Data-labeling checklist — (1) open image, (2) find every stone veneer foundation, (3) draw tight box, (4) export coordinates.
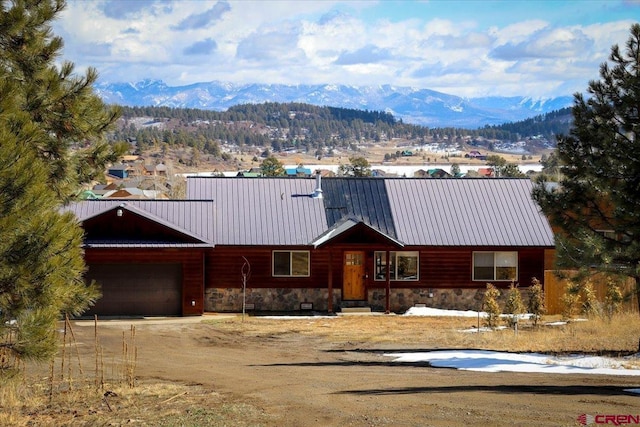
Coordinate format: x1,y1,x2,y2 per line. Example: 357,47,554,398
205,287,532,313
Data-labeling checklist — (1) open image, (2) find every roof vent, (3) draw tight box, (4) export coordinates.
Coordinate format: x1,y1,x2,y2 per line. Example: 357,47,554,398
312,171,323,199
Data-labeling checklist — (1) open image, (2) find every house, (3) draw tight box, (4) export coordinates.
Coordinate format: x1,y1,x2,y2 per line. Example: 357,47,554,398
477,168,494,177
102,187,167,199
426,168,452,178
61,200,214,316
187,176,554,314
66,177,555,316
285,166,312,177
144,163,167,176
107,164,129,179
466,150,487,160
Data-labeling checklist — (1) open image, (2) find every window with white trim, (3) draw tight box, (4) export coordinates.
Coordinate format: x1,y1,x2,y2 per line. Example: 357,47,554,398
473,251,518,281
374,251,419,281
273,251,310,277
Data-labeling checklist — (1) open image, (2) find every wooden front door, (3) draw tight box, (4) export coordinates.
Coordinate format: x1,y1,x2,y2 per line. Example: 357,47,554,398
343,251,366,300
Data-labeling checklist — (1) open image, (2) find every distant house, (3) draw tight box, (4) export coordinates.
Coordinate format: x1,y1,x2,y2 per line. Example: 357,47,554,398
477,168,494,177
144,163,168,176
66,177,555,316
103,187,166,199
121,155,140,163
466,150,487,160
285,166,312,177
107,164,129,179
236,171,261,177
427,168,452,178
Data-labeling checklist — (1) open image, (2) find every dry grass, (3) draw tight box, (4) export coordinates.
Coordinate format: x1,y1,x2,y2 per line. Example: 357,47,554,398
208,312,640,355
0,377,269,427
2,312,639,426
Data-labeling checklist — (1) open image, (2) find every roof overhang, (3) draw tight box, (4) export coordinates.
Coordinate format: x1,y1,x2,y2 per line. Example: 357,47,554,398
310,217,404,249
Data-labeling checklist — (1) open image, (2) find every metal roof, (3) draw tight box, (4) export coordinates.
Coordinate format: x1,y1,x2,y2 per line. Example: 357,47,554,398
321,178,396,238
186,177,554,247
62,199,215,246
187,177,327,245
385,178,554,246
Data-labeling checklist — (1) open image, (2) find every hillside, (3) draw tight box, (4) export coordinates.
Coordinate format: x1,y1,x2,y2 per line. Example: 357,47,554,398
110,103,571,172
96,80,573,128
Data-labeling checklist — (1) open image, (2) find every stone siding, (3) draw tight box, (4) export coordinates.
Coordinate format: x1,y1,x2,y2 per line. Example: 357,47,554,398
205,287,532,313
205,288,342,312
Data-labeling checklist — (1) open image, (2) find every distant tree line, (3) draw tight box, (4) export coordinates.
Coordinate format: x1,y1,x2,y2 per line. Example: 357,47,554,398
110,102,571,159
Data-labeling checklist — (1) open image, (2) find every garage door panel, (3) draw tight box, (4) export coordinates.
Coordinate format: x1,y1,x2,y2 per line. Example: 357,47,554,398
85,263,182,316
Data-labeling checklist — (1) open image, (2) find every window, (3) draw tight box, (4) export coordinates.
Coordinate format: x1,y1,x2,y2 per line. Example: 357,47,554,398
374,251,419,281
473,252,518,281
273,251,310,277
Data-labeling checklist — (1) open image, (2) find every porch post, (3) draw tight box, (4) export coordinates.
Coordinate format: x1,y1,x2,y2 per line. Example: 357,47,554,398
328,249,333,313
385,249,391,314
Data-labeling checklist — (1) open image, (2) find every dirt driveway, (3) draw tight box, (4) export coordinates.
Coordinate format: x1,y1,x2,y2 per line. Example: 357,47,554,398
31,314,640,427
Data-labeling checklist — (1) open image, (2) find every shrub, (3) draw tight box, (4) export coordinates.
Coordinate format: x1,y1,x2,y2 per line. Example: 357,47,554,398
504,281,525,328
528,277,545,327
483,283,502,329
560,281,581,319
604,277,624,320
581,280,601,317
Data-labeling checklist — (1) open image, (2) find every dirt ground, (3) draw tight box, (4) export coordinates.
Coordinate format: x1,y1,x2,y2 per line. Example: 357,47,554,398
20,314,640,427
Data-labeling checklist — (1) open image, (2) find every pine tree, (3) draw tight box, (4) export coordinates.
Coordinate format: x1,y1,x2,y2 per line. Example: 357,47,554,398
532,24,640,312
260,156,285,176
0,0,117,367
338,156,372,177
0,0,123,200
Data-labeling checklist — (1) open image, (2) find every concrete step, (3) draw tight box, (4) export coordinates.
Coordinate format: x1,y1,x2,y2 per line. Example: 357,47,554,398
340,306,372,314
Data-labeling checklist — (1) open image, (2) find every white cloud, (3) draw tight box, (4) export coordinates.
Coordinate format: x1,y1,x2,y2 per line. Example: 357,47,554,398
53,0,639,98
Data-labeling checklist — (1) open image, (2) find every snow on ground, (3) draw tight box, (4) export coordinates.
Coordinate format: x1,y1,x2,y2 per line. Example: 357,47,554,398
255,306,640,379
393,306,640,379
403,306,487,317
383,350,640,377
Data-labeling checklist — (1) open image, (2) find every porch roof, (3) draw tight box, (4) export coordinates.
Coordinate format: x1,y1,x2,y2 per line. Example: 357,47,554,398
309,217,404,249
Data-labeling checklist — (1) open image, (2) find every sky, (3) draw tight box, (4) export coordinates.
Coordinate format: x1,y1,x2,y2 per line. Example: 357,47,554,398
52,0,640,99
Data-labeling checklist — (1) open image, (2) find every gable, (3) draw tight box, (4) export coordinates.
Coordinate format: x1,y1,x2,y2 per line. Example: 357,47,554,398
63,200,215,248
83,208,201,244
311,218,404,248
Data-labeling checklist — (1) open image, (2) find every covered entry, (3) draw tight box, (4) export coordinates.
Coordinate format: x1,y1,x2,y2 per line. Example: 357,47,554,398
85,263,183,317
311,217,405,312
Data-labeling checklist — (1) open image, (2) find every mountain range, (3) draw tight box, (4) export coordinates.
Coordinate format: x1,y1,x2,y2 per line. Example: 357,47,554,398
95,79,574,129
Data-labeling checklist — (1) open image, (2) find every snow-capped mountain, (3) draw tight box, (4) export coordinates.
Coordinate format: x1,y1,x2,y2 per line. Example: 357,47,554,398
95,79,573,128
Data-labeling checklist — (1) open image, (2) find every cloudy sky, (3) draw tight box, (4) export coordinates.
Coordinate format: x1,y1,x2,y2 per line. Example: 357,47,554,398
53,0,639,98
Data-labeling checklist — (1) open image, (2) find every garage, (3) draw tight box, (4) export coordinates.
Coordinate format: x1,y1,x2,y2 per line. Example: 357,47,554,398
84,263,183,317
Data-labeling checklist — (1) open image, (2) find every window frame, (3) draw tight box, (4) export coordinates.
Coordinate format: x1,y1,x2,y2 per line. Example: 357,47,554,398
272,250,310,277
472,251,518,282
374,251,419,281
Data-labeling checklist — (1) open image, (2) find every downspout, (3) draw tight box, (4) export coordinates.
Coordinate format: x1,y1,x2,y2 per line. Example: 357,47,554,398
328,250,333,314
385,249,391,314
